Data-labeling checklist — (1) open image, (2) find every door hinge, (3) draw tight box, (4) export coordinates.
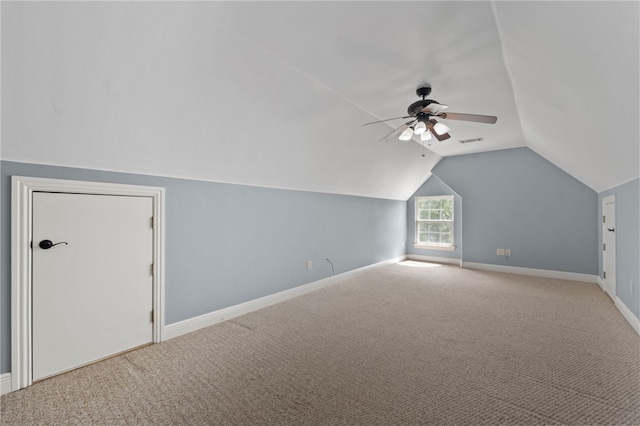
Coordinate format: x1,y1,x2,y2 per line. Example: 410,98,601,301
603,271,607,279
151,310,154,322
603,243,606,251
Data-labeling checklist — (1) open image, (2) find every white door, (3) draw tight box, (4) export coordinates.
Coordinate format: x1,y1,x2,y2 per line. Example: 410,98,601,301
32,192,153,381
603,197,616,300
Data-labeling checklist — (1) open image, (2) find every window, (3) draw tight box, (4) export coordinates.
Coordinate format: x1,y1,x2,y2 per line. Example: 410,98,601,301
414,195,455,250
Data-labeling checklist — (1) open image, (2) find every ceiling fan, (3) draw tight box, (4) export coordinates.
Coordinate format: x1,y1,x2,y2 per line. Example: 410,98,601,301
364,85,497,143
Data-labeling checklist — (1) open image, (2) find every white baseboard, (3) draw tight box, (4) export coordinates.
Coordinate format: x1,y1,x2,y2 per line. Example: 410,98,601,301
615,297,640,335
461,262,598,283
596,275,605,291
1,373,12,395
595,277,639,335
163,256,407,340
406,254,462,266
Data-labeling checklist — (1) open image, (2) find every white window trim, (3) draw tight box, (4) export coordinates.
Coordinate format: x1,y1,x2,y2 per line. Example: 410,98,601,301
414,195,455,251
413,243,456,251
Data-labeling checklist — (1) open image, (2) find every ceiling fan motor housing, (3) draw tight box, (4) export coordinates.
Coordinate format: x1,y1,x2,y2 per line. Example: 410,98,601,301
409,85,438,116
408,99,438,116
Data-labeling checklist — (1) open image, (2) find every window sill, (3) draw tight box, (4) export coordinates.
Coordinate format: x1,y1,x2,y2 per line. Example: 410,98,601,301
413,244,456,252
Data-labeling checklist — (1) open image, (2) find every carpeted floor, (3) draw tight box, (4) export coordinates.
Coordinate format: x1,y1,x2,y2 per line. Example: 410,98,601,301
2,262,639,425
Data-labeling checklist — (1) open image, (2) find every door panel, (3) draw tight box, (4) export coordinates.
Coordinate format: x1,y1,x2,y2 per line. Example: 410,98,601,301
32,192,153,381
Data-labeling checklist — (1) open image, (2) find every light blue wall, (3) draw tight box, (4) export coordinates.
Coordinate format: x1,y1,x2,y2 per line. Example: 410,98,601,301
598,178,640,319
0,161,407,374
431,147,598,274
406,175,461,259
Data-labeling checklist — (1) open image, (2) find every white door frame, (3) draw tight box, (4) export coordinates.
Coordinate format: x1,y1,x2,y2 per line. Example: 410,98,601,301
11,176,166,392
602,195,616,300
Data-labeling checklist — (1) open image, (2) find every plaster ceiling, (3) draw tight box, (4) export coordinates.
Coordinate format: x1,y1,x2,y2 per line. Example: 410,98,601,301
1,2,638,199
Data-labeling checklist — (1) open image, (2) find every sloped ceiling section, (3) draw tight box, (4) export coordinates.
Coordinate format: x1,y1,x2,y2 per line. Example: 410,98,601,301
1,2,637,199
0,2,519,200
494,1,639,192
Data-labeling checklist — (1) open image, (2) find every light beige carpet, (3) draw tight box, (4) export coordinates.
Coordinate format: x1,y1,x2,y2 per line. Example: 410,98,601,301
2,262,639,425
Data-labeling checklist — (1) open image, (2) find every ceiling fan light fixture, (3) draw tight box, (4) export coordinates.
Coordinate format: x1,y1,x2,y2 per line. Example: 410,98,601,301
399,127,414,141
432,122,451,136
421,131,432,142
413,121,427,135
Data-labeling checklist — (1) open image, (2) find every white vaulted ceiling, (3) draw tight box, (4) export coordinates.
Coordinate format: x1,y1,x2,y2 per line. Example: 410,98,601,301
1,2,638,199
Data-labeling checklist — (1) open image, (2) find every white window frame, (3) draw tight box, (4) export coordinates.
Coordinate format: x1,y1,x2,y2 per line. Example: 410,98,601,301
414,195,455,251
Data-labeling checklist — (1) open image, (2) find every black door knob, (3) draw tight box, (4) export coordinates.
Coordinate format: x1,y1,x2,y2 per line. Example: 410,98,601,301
39,240,68,249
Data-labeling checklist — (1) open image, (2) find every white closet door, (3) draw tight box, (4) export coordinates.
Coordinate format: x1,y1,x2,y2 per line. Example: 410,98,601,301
32,192,153,381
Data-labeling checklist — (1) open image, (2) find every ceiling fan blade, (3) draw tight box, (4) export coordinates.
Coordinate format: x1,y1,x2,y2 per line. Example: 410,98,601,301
380,121,415,142
420,103,449,114
363,115,412,126
429,130,451,142
426,121,451,141
439,112,497,124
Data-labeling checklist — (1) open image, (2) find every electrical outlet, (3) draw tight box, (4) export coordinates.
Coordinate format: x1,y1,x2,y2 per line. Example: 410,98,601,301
505,249,511,256
497,248,505,256
307,260,313,270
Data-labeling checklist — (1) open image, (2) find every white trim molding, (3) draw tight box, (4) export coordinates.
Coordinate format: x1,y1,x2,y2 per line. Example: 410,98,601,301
615,297,640,335
406,254,462,266
596,275,605,291
601,195,616,300
413,244,456,252
1,373,12,395
11,176,166,392
460,262,598,283
164,256,406,340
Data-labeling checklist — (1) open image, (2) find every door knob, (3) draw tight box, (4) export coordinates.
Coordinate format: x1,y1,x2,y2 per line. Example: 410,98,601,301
39,240,68,250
